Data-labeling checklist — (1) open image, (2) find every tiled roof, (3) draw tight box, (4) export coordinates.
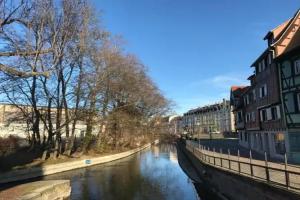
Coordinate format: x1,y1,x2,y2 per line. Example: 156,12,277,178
230,86,247,92
264,19,291,41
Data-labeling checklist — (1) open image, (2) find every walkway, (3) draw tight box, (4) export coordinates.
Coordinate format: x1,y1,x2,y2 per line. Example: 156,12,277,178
190,139,284,163
186,140,300,193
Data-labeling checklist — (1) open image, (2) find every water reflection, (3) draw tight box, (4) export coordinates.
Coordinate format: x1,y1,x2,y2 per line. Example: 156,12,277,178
44,144,200,200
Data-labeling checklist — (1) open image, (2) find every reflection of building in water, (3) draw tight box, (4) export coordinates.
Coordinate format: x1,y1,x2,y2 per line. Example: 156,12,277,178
153,146,159,158
169,151,178,164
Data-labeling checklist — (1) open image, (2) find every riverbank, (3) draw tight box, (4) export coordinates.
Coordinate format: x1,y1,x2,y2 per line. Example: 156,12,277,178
42,142,201,200
0,180,70,200
0,141,155,184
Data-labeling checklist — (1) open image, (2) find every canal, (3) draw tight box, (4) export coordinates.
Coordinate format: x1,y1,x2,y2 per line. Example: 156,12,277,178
43,143,214,200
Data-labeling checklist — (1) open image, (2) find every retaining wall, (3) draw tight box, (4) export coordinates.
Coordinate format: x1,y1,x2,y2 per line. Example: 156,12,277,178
0,143,152,184
0,180,71,200
178,140,300,200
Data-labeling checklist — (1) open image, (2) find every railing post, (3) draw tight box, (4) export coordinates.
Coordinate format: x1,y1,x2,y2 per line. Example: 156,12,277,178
238,149,241,174
265,151,270,182
220,148,223,167
284,153,290,189
208,147,210,163
213,148,216,165
228,149,231,169
250,149,253,177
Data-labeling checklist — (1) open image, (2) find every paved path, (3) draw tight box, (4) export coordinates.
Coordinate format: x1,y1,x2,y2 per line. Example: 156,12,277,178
190,139,284,163
186,139,300,191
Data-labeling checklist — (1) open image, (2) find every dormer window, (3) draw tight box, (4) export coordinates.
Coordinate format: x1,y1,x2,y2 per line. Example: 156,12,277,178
268,35,275,46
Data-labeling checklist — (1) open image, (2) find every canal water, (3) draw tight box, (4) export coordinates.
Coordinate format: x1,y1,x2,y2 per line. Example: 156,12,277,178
44,144,205,200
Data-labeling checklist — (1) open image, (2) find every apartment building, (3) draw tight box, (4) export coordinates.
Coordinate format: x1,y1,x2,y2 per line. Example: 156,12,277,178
169,116,183,135
0,103,89,138
231,9,300,162
276,13,300,162
183,99,235,136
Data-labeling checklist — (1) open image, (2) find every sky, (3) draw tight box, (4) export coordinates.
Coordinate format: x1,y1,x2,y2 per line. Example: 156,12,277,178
91,0,300,114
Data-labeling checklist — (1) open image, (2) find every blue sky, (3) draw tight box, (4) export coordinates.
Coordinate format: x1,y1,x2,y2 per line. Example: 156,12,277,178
91,0,300,114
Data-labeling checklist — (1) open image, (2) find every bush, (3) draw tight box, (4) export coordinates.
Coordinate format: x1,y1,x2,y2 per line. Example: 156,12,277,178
0,135,20,156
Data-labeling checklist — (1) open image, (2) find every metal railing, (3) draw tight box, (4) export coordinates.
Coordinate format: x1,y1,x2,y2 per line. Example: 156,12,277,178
186,140,300,192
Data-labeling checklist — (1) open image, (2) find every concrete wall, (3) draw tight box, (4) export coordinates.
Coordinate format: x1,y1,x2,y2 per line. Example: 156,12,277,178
178,141,300,200
0,143,152,184
0,123,93,139
0,180,71,200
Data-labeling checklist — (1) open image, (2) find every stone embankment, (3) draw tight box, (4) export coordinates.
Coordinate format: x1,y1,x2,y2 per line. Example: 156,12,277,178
0,180,70,200
0,141,155,184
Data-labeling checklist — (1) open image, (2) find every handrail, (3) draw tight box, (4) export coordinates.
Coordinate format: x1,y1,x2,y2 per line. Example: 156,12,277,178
185,140,300,192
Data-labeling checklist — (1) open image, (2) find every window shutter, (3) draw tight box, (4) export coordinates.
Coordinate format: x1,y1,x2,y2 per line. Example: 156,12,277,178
276,105,281,119
252,112,255,121
259,88,262,98
260,110,263,122
267,108,272,120
265,84,268,96
268,53,272,65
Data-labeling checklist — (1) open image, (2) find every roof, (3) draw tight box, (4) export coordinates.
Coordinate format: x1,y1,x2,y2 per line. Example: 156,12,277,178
230,86,246,92
251,9,300,67
264,19,291,41
271,9,300,47
184,100,230,115
247,74,255,80
230,86,250,98
250,48,269,67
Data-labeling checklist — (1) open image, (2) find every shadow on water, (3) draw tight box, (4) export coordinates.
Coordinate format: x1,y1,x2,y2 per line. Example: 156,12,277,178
1,143,221,200
42,143,203,200
176,142,223,200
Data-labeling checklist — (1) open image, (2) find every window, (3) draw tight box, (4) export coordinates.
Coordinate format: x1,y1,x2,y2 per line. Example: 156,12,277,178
245,113,251,123
258,62,262,73
294,59,300,75
237,111,243,123
289,133,300,152
252,90,256,101
268,53,273,65
271,106,281,120
259,84,267,98
262,59,266,71
266,108,272,120
251,111,256,122
260,109,267,121
244,95,249,105
297,93,300,112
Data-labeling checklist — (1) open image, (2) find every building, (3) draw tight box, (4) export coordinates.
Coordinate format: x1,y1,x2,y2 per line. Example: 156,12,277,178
276,13,300,162
0,103,91,139
183,99,235,136
168,115,183,135
231,9,300,162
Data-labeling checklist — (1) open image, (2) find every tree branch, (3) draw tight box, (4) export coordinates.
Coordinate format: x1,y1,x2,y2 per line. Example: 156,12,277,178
0,63,50,78
0,49,52,57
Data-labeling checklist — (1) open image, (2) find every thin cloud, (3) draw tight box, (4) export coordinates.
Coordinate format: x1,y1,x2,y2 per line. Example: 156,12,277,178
210,74,249,89
189,73,249,89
